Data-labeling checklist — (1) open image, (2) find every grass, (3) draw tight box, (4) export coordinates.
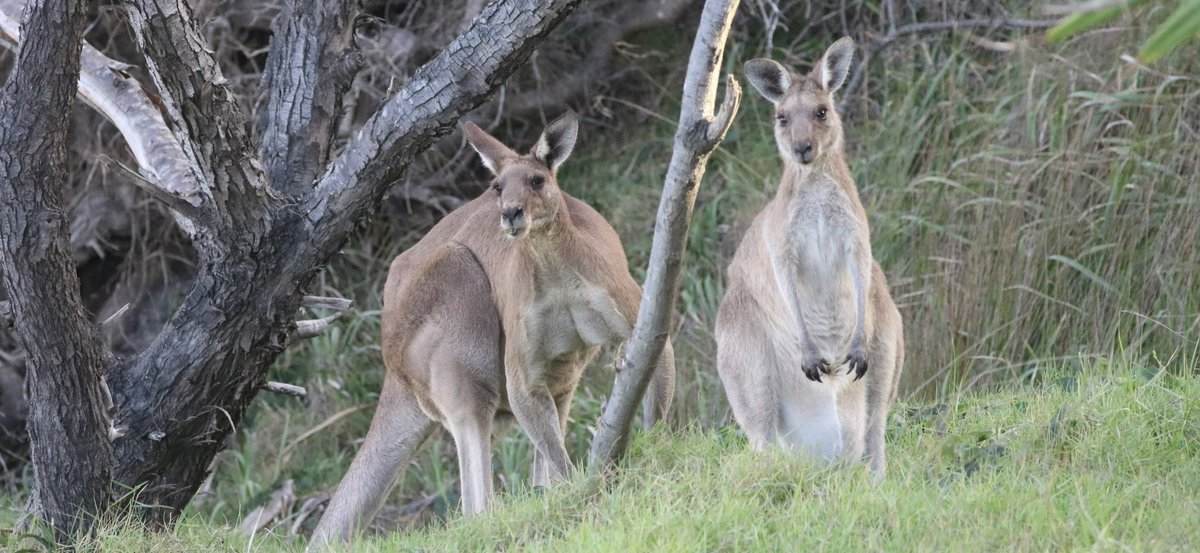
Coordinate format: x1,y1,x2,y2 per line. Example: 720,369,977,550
21,360,1194,551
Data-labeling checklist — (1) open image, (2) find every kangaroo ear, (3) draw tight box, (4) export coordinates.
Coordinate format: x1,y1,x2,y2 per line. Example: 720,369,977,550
744,59,790,104
532,111,578,172
818,36,854,94
464,121,517,175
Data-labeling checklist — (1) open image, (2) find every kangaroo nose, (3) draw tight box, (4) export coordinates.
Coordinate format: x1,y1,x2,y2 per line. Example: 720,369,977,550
794,142,814,164
501,206,524,226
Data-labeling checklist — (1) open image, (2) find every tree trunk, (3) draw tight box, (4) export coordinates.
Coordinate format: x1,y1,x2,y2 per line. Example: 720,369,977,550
588,0,742,469
102,0,584,527
0,0,115,542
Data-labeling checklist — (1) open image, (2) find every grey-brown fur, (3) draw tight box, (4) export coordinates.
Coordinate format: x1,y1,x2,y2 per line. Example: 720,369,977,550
309,113,675,548
716,38,903,477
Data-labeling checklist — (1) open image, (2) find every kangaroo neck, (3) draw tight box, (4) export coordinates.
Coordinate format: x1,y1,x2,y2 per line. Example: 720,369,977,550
777,153,850,205
516,198,581,272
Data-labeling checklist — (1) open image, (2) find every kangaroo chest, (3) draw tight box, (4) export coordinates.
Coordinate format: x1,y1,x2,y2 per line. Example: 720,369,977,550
524,269,630,361
773,184,860,350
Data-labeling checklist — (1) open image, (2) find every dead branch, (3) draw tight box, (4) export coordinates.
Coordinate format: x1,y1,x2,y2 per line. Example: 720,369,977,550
842,16,1062,103
0,300,9,331
262,381,307,398
0,0,205,225
293,314,342,340
258,0,360,196
301,296,353,312
239,479,296,535
589,0,743,469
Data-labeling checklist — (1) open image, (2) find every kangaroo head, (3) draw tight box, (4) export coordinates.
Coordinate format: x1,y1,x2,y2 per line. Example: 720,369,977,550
745,37,854,169
464,112,578,239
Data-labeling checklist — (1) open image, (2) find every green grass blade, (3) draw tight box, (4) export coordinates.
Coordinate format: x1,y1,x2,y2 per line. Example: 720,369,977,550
1046,0,1148,43
1138,0,1200,63
1048,254,1117,295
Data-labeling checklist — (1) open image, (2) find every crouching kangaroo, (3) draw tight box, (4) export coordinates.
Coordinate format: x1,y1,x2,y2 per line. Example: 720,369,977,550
715,38,903,477
309,112,676,548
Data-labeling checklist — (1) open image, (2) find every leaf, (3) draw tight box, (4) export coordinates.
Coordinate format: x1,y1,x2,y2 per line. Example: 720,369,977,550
1046,0,1149,43
1138,0,1200,63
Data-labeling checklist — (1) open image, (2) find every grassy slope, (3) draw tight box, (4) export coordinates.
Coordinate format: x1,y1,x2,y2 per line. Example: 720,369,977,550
65,363,1199,551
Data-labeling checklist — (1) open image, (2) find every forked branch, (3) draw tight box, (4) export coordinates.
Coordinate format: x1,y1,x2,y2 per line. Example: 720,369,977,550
589,0,743,469
841,15,1061,102
0,0,205,215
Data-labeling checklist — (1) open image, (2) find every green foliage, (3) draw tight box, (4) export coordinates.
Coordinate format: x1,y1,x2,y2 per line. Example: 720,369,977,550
1139,0,1200,62
1046,0,1200,64
1045,0,1151,43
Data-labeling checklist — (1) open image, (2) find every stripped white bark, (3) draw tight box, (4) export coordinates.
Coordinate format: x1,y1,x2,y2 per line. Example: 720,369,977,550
589,0,743,469
0,0,204,228
301,296,354,312
262,381,308,398
294,313,343,340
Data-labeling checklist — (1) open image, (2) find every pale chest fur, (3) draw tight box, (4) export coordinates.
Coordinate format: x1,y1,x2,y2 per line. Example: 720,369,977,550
770,179,864,355
521,264,631,361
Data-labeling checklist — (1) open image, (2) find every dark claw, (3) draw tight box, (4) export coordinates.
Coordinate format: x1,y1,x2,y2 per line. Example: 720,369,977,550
802,357,829,382
844,354,868,381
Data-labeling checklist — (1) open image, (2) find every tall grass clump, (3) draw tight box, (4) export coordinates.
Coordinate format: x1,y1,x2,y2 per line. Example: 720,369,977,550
848,30,1200,395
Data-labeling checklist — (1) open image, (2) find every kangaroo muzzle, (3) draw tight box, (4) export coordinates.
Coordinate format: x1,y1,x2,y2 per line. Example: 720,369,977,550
794,141,815,165
501,206,526,236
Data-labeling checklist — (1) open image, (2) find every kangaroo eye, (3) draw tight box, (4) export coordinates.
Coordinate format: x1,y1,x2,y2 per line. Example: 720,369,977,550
530,176,545,190
815,107,828,120
492,183,503,195
776,114,789,127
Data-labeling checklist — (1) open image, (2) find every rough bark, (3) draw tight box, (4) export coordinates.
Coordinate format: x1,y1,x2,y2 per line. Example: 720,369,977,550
589,0,741,469
0,0,115,542
258,0,360,196
99,0,583,527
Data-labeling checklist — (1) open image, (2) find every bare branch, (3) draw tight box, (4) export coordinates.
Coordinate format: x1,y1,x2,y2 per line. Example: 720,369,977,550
306,0,585,233
589,0,743,469
262,381,307,398
706,74,742,143
0,300,10,331
238,479,296,535
123,0,265,218
293,313,342,340
0,0,206,216
842,16,1061,103
301,295,353,312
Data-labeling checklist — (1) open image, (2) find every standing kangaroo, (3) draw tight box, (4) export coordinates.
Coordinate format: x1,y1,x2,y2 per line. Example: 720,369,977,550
715,38,903,476
309,112,675,547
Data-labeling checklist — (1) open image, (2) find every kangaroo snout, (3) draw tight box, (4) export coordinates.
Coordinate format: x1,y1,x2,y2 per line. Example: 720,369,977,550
501,206,526,235
794,142,815,164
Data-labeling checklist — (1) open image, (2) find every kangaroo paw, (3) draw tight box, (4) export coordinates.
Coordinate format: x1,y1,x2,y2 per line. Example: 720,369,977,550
843,353,868,381
801,357,829,382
